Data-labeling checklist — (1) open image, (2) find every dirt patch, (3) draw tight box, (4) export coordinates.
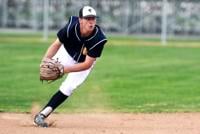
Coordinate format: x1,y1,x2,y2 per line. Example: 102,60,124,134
0,113,200,134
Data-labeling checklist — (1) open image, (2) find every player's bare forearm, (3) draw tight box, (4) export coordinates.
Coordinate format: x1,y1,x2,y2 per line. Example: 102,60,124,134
43,38,62,59
64,55,96,73
64,63,90,73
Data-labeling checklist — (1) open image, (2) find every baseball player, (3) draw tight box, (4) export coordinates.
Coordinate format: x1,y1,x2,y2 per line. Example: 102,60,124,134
34,6,107,127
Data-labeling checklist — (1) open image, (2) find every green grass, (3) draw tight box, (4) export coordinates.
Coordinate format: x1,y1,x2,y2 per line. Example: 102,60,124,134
0,33,200,113
100,46,200,112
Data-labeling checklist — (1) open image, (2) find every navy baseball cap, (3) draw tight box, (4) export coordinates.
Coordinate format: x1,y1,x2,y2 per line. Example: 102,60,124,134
79,6,97,18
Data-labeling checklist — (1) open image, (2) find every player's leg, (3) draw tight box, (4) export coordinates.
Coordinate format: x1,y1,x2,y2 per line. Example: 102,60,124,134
37,66,93,114
34,67,93,127
34,45,94,127
34,45,73,127
59,66,93,96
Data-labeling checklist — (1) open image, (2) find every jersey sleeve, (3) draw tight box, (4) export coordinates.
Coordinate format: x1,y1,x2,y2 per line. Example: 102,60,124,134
57,16,75,44
57,24,68,44
87,39,107,58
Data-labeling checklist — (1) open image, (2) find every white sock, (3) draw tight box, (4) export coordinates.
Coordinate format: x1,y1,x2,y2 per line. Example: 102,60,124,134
40,106,53,117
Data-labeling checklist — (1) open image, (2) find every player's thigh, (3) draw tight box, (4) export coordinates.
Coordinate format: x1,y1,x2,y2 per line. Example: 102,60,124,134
53,45,76,66
59,68,92,96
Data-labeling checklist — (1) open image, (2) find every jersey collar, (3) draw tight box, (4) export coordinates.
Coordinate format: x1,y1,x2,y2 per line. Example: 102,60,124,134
75,23,97,42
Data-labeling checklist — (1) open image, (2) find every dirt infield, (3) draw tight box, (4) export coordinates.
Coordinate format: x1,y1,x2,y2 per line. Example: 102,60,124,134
0,113,200,134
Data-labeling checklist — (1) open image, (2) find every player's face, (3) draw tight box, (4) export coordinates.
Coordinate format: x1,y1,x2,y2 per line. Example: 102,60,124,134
79,17,96,36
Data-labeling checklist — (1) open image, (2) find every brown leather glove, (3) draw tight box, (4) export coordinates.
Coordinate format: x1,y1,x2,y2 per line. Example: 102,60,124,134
40,58,64,82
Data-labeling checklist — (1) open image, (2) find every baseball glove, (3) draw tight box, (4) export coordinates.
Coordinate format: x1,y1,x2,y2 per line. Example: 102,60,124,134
40,58,64,82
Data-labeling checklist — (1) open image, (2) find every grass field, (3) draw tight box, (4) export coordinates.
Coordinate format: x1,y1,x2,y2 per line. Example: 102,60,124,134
0,33,200,113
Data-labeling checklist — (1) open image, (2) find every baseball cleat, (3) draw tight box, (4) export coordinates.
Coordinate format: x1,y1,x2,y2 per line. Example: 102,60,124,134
34,113,48,127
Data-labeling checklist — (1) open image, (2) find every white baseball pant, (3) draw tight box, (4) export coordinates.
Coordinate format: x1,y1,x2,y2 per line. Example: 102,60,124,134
52,45,95,96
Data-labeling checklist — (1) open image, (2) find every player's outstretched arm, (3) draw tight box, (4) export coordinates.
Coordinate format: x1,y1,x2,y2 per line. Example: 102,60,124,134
43,38,62,59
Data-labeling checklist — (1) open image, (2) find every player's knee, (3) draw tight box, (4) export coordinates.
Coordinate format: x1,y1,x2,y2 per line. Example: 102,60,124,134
59,85,77,96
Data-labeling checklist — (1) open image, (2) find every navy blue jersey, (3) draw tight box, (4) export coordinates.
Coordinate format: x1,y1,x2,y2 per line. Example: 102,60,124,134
57,16,107,63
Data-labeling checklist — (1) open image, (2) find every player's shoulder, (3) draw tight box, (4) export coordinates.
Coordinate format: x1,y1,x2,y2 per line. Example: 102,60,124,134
95,25,107,40
68,16,79,22
85,25,107,48
66,16,79,26
63,16,79,37
95,25,107,44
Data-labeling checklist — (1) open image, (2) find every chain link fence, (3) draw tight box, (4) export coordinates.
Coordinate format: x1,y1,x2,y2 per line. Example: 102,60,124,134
0,0,200,37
